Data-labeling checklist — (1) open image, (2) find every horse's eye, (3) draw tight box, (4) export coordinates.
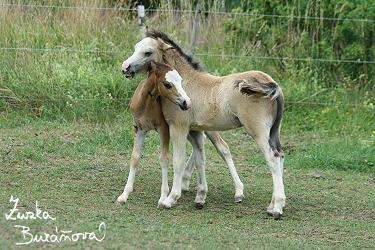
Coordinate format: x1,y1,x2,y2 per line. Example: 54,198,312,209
163,82,172,90
145,51,153,57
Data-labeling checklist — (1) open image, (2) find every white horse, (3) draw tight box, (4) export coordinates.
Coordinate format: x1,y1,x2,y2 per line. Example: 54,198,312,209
122,30,285,219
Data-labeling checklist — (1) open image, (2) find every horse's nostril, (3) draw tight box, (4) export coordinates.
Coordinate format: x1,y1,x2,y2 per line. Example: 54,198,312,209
122,70,125,74
180,101,188,110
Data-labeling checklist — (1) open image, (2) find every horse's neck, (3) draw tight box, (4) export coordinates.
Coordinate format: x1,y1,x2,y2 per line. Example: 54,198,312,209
133,78,160,108
165,50,202,80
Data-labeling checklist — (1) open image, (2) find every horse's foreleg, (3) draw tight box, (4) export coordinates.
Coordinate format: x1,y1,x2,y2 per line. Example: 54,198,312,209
157,124,170,206
205,131,244,203
187,131,207,209
159,127,188,209
117,128,147,204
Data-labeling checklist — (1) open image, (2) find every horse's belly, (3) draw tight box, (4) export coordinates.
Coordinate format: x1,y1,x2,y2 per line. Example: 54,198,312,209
133,116,159,131
189,119,240,131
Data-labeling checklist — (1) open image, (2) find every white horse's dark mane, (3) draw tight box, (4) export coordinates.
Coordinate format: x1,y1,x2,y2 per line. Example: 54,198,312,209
145,30,205,72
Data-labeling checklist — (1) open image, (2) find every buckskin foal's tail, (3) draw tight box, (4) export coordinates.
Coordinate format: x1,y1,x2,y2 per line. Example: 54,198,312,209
236,77,284,154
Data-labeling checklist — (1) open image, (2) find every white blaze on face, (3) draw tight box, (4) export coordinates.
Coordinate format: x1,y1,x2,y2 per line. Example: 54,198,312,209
165,70,192,109
134,37,155,54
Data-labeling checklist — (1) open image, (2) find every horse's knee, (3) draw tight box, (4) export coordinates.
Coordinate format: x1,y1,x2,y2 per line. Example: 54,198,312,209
159,155,169,167
130,153,141,166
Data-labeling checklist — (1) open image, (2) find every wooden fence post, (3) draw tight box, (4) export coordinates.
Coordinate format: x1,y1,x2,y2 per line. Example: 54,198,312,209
137,5,146,38
189,4,202,56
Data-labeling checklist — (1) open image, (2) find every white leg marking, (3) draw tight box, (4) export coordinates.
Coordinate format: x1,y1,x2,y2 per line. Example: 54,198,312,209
160,128,188,208
117,129,147,203
257,138,285,217
158,154,169,204
158,130,170,205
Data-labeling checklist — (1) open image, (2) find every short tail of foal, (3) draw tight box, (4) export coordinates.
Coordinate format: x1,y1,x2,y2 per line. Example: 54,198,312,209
236,77,284,153
236,77,281,100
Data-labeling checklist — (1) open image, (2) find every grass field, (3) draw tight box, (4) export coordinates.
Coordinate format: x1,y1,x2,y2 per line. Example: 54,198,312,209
1,112,375,249
1,0,375,249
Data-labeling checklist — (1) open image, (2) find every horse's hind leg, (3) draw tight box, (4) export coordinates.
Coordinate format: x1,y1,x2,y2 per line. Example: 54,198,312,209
241,120,285,219
257,134,284,219
157,123,170,206
117,127,147,204
187,131,208,209
181,137,196,191
256,136,284,219
181,131,204,191
205,131,244,203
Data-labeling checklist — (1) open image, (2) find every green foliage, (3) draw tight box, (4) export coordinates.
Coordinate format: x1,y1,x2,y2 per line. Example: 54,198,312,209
0,2,142,122
222,0,375,89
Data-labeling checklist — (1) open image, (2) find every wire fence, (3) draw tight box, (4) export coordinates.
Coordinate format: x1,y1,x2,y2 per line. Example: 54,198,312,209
1,3,375,64
2,48,375,65
3,3,375,23
1,3,373,108
0,95,366,108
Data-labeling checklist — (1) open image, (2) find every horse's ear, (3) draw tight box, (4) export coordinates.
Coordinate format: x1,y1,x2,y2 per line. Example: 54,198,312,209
158,42,174,51
162,55,169,64
150,60,157,70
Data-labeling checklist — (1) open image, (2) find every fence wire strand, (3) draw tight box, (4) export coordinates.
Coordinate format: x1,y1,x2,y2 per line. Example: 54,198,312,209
1,48,375,64
0,47,129,54
3,3,375,23
0,96,364,107
3,3,134,11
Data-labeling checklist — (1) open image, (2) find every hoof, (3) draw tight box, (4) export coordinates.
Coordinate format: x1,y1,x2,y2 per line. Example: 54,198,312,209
267,212,282,220
195,203,205,210
157,203,171,210
234,195,244,203
116,200,125,205
273,213,282,220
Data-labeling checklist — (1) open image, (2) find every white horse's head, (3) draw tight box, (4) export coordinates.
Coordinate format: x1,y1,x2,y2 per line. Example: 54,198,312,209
122,37,173,79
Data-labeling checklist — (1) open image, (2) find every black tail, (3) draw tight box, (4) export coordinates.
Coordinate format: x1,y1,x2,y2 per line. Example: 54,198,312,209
269,95,284,153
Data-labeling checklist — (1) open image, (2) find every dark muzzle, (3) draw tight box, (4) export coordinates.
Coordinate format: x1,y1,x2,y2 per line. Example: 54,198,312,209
179,100,188,111
122,66,135,80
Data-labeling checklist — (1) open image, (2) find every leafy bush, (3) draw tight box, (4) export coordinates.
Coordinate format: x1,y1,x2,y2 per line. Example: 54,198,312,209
222,0,375,89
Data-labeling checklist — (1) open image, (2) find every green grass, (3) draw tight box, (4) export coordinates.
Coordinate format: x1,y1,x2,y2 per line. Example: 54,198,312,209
1,116,375,249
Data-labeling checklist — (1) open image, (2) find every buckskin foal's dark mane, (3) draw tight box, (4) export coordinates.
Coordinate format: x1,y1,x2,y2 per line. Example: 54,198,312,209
145,30,206,72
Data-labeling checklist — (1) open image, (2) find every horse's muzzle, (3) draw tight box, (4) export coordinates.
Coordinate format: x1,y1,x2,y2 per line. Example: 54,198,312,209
122,66,135,80
178,99,191,111
180,101,188,111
